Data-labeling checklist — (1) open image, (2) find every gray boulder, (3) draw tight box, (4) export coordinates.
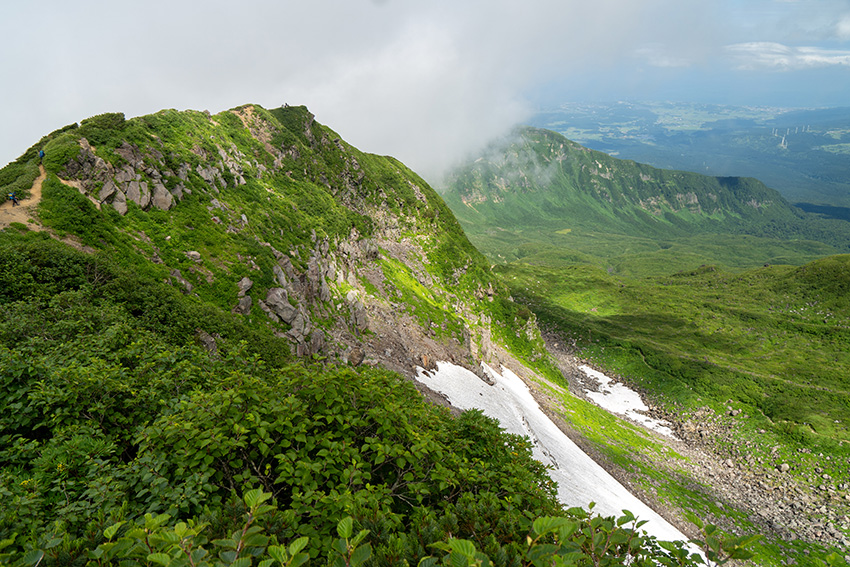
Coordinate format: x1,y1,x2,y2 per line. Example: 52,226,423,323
99,180,117,201
237,277,253,297
348,347,365,367
265,288,298,323
346,290,368,331
112,190,128,215
170,269,193,294
151,183,173,210
232,295,252,315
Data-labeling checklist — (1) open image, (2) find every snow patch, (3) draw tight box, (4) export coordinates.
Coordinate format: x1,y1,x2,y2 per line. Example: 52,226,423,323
580,365,675,437
415,362,689,545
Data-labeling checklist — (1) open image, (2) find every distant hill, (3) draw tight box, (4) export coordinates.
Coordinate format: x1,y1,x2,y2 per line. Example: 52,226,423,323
441,126,850,275
529,102,850,208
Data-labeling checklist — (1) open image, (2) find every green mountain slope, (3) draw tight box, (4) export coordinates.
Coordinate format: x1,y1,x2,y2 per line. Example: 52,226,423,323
0,107,841,566
440,126,850,561
0,105,591,565
2,104,525,373
441,127,850,275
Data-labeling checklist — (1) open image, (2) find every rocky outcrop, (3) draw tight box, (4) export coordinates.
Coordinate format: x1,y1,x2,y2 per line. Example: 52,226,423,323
237,277,253,297
348,347,365,367
50,106,496,378
195,329,219,357
169,269,193,294
61,139,187,214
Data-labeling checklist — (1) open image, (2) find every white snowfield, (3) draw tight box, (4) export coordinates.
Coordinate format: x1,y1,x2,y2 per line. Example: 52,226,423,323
580,365,676,437
415,361,691,546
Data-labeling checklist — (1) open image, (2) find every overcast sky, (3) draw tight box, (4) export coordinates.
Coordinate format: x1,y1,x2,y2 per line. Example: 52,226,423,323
2,0,850,180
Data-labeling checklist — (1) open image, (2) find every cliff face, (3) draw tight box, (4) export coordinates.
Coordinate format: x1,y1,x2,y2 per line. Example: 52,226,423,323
0,104,549,376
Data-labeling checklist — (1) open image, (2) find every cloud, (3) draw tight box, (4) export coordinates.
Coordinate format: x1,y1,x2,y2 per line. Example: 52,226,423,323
1,1,849,177
837,13,850,40
4,0,698,179
727,41,850,70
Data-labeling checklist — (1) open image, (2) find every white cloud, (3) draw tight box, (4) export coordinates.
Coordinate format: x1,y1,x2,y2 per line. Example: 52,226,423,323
2,0,693,178
837,13,850,40
727,41,850,70
1,1,849,176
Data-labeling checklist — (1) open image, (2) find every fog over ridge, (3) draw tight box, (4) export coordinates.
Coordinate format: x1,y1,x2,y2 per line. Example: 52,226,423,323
2,1,850,180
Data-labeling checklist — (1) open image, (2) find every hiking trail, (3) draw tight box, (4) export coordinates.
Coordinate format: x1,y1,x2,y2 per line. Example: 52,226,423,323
0,164,46,231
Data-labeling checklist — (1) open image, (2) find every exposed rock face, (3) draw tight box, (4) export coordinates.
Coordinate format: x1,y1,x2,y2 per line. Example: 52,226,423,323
237,277,254,297
151,183,173,210
112,190,128,215
196,330,219,356
60,139,187,214
169,269,193,294
346,290,368,332
348,347,365,367
50,105,499,379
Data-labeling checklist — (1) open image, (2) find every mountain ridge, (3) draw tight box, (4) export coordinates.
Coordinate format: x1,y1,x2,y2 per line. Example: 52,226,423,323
2,104,532,376
441,126,850,275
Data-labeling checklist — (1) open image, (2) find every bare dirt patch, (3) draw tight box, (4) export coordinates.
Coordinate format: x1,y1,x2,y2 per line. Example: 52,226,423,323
0,165,46,230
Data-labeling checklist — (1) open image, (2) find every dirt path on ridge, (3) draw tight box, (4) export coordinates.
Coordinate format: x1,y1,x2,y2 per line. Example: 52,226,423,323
0,165,46,231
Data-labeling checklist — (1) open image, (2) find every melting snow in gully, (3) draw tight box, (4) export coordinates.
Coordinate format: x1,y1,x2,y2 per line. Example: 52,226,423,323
416,362,689,545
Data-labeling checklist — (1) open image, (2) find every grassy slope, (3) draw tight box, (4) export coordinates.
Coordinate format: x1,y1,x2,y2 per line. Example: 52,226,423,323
501,258,850,445
498,257,850,565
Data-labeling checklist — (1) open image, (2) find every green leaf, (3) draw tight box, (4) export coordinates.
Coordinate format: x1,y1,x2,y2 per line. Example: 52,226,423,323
0,536,17,553
351,529,370,547
446,539,476,558
337,517,354,539
350,543,372,566
22,550,44,566
532,516,572,537
449,552,469,567
214,538,239,550
244,488,272,509
268,545,287,564
616,510,635,526
556,521,579,541
147,552,173,566
288,537,309,556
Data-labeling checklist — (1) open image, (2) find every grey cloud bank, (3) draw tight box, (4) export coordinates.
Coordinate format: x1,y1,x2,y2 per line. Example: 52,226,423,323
2,0,849,180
